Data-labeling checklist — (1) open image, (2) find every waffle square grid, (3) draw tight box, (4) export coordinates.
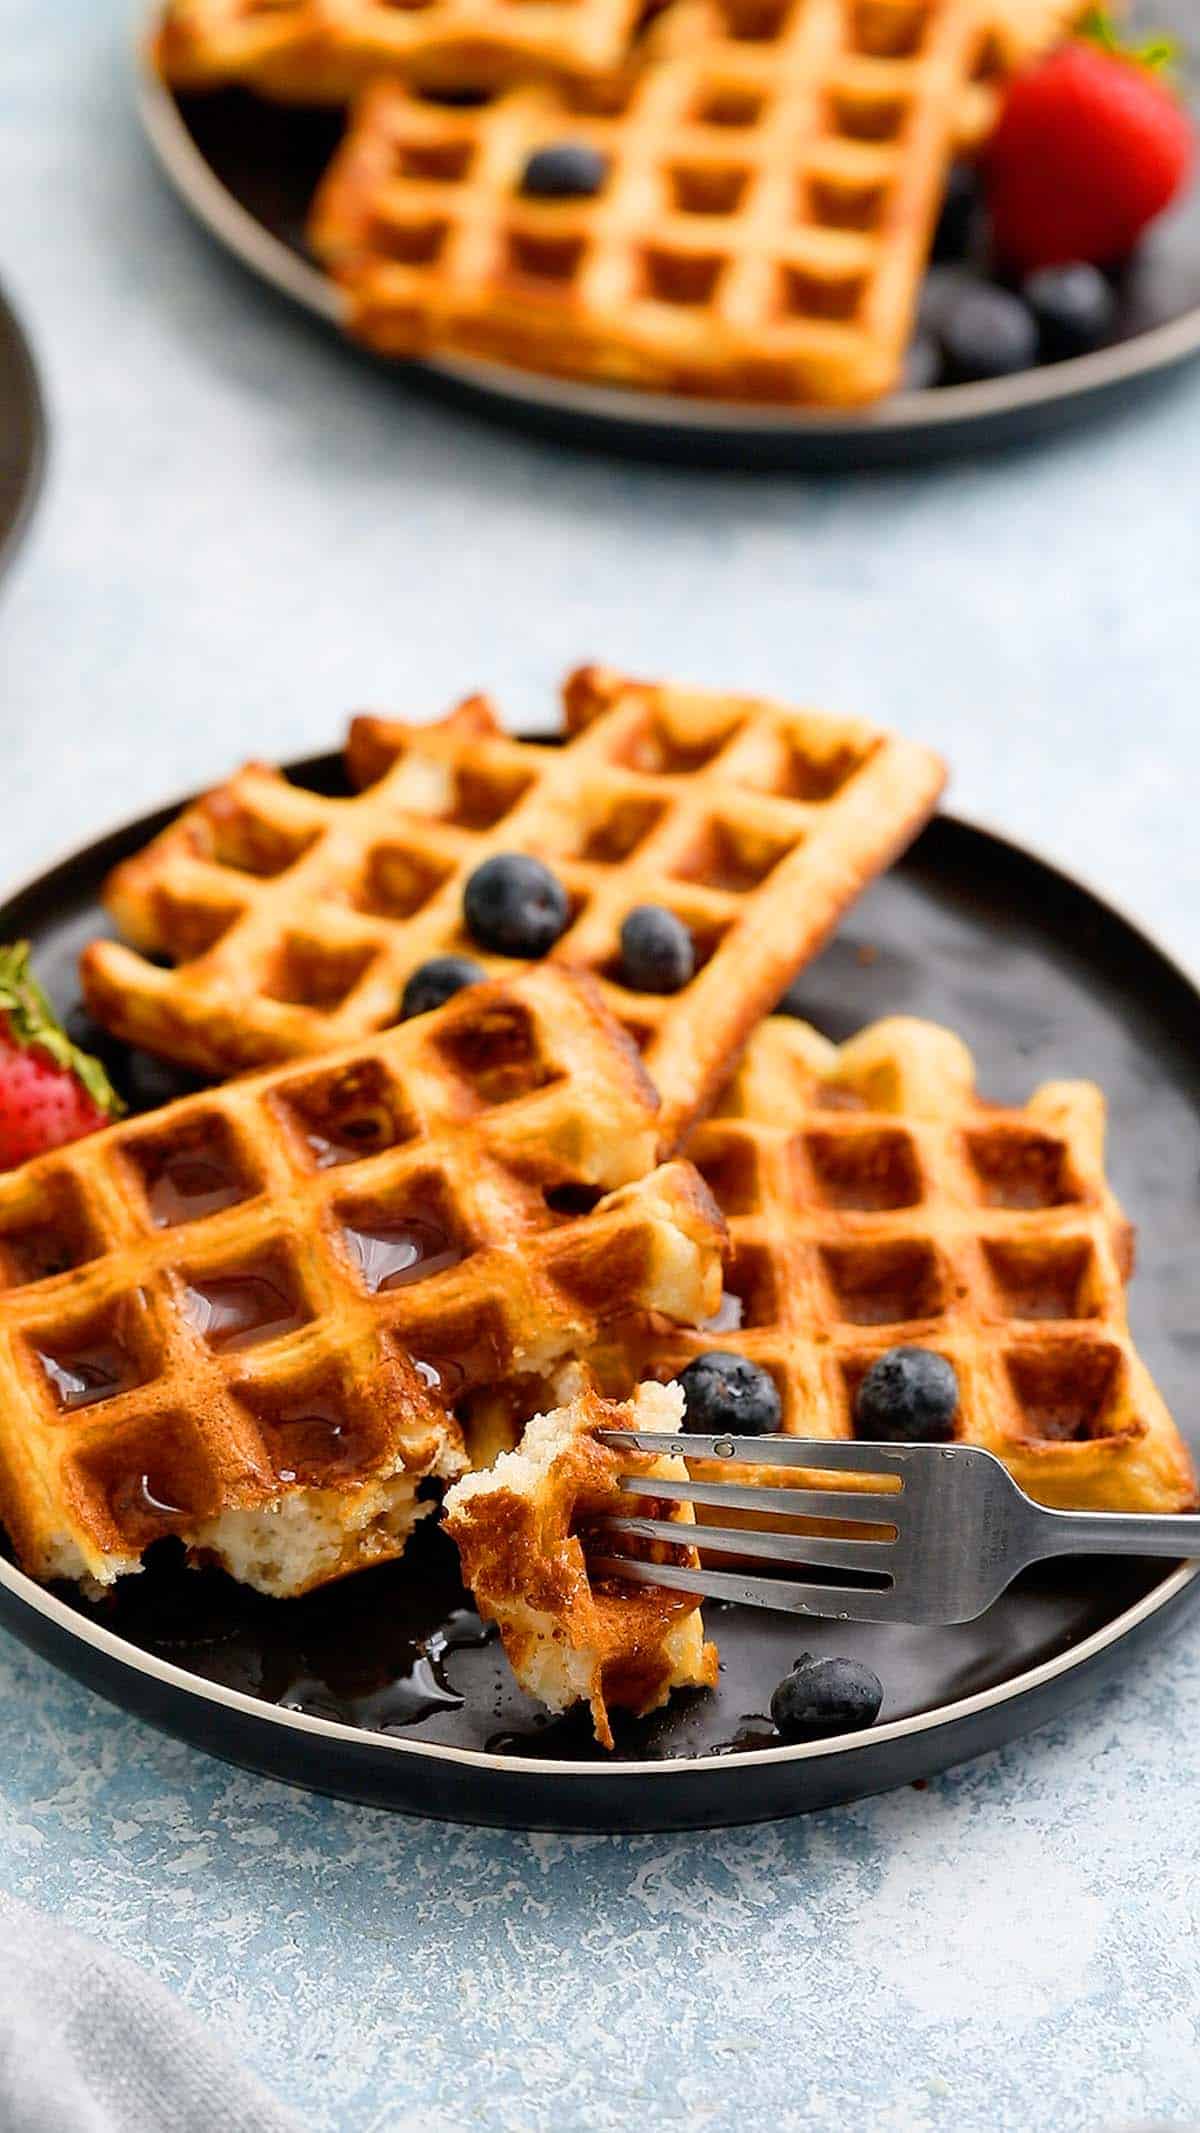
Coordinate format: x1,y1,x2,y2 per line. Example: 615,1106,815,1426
309,0,985,402
154,0,648,101
81,666,944,1148
0,967,725,1592
643,1013,1197,1514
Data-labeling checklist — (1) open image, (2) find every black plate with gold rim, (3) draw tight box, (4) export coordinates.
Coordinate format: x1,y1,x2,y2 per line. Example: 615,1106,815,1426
134,7,1200,469
0,752,1196,1829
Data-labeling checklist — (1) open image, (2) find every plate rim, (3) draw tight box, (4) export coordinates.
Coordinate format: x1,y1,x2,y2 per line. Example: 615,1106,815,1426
0,280,47,583
133,17,1200,443
1,763,1197,1787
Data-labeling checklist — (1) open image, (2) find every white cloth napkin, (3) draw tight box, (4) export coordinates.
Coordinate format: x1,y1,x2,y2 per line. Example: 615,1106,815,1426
0,1897,305,2132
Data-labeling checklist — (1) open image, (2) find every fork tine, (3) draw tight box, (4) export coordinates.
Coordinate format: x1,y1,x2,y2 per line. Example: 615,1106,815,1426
593,1514,893,1574
614,1475,901,1524
596,1430,912,1477
586,1554,896,1622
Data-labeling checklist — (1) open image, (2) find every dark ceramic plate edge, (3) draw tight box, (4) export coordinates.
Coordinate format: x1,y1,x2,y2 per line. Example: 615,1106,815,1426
0,283,46,583
0,769,1199,1827
133,26,1200,468
1,1537,1195,1830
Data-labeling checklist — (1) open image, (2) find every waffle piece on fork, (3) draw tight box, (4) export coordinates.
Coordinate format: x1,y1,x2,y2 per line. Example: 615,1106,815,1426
0,967,725,1596
154,0,654,100
81,668,944,1150
443,1376,717,1746
309,0,986,403
639,1013,1195,1516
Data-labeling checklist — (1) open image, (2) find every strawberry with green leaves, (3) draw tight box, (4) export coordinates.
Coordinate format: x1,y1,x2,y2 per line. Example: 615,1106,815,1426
988,11,1195,274
0,944,123,1169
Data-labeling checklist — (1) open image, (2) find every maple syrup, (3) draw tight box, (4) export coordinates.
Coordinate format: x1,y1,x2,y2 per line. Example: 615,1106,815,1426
123,1472,188,1520
304,1114,393,1169
704,1290,744,1333
276,1605,495,1731
182,1265,306,1352
141,1144,250,1227
3,1225,80,1286
37,1341,136,1411
266,1399,365,1485
341,1217,465,1293
410,1310,508,1401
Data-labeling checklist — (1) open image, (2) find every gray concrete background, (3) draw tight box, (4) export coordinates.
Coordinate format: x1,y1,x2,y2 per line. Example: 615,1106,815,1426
1,5,1199,2129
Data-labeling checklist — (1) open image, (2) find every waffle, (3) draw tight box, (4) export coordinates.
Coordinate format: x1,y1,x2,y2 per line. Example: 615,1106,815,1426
0,966,726,1596
154,0,648,100
81,668,944,1150
443,1377,717,1746
647,0,1091,154
624,1013,1194,1516
309,0,986,403
958,0,1089,147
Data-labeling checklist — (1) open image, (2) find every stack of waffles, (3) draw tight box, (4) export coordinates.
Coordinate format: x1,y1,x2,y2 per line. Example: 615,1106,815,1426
3,665,1192,1747
154,0,1090,405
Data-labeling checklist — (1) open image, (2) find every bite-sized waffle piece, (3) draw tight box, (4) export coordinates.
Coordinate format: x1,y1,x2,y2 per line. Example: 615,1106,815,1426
0,967,726,1595
154,0,646,100
309,0,986,404
443,1377,717,1746
637,1013,1195,1515
82,668,944,1150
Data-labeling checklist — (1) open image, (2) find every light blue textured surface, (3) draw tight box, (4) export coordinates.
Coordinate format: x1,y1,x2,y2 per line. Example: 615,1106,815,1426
2,5,1200,2129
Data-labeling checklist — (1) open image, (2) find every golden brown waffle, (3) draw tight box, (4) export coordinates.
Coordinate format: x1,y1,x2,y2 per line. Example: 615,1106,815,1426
154,0,647,100
958,0,1089,147
0,967,726,1595
632,1013,1195,1515
81,668,944,1150
648,0,1091,154
443,1377,717,1746
309,0,986,403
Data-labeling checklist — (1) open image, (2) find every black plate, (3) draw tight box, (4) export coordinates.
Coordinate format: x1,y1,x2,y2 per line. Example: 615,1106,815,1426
0,756,1197,1829
135,7,1200,468
0,282,45,580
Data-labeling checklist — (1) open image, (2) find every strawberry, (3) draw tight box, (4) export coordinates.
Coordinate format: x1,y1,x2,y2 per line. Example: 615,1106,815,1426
988,12,1195,275
0,943,124,1169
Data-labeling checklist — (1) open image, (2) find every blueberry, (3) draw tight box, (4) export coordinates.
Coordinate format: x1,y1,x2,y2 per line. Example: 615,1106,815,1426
519,142,607,200
619,905,695,994
932,163,980,263
463,854,570,958
770,1652,884,1743
939,284,1037,384
400,954,486,1020
677,1352,781,1437
1023,263,1116,363
854,1346,959,1443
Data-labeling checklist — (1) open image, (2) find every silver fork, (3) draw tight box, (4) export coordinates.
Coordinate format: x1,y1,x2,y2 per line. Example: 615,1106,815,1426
588,1432,1200,1626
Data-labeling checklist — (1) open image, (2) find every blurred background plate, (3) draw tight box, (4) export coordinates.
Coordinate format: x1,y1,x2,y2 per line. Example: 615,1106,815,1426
0,283,45,579
135,2,1200,468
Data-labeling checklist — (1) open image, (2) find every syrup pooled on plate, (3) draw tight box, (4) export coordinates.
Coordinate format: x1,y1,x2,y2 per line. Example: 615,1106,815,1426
281,1610,496,1731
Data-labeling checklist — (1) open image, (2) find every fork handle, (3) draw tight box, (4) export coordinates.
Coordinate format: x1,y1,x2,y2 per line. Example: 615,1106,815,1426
1027,1506,1200,1561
